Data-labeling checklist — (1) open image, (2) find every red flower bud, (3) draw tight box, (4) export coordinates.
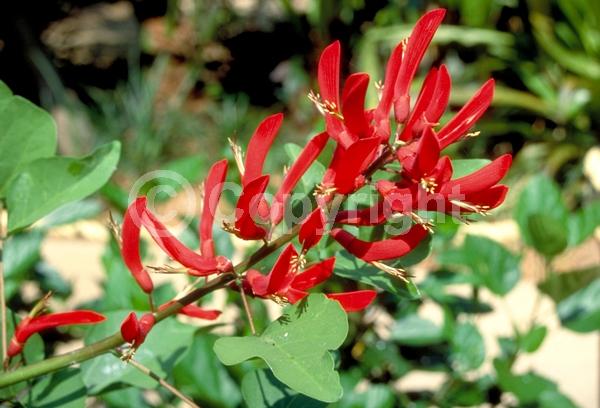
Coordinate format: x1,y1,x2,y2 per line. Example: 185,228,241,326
299,208,326,251
243,113,283,185
200,159,228,259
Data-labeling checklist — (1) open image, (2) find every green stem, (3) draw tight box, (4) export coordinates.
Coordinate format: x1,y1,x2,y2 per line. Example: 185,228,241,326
0,144,392,388
0,226,299,388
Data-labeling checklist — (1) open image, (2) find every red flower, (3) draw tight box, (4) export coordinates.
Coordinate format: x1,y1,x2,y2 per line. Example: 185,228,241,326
136,197,233,276
319,137,381,197
121,198,154,293
331,224,428,263
245,244,377,312
299,208,326,251
229,117,327,240
314,9,445,146
8,311,105,357
393,9,446,123
326,291,378,313
120,312,155,348
158,301,221,321
385,128,512,216
200,159,228,259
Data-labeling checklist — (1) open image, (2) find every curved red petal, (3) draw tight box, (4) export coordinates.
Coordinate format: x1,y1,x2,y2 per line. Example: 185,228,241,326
374,42,404,131
335,202,387,226
122,197,153,293
266,244,298,295
243,113,283,185
437,79,494,149
180,305,222,320
398,67,438,142
331,224,428,262
394,9,446,122
245,269,270,296
299,208,326,251
442,154,511,195
424,64,451,124
271,133,328,225
234,175,270,240
291,257,335,291
18,311,106,344
341,73,370,137
318,41,346,143
200,159,228,259
141,209,222,274
329,137,380,194
326,290,377,312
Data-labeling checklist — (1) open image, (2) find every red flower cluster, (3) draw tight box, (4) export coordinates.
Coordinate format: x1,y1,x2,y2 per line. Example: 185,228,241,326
113,7,511,344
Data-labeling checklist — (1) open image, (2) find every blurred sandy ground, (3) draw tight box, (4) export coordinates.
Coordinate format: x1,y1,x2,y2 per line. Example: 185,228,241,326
40,216,599,407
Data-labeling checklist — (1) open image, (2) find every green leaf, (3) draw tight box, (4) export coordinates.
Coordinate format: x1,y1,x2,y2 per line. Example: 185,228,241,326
7,141,121,232
81,310,195,392
3,229,43,299
568,200,600,246
557,277,600,332
242,369,326,408
214,294,348,403
0,88,57,195
494,358,557,404
334,250,421,300
442,379,487,407
333,382,397,408
539,267,600,303
25,368,86,408
450,322,485,372
37,199,103,230
390,314,444,346
539,390,578,408
438,235,520,296
527,214,568,258
514,174,569,248
519,325,547,353
173,333,241,408
451,159,491,179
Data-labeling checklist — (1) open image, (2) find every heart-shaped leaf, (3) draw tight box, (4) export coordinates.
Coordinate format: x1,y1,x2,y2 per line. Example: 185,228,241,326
242,369,326,408
7,141,120,232
214,294,348,403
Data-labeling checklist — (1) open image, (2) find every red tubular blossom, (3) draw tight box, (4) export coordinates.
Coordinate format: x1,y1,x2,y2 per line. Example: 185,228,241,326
324,137,380,194
326,290,377,312
373,43,404,139
299,208,326,251
243,113,283,185
341,73,370,138
331,224,428,262
158,301,221,321
317,41,349,146
141,208,231,275
200,159,228,259
424,64,451,126
8,311,105,357
394,9,446,123
122,197,154,293
233,175,270,240
441,154,512,196
436,79,494,149
246,245,336,304
270,132,329,225
334,201,388,226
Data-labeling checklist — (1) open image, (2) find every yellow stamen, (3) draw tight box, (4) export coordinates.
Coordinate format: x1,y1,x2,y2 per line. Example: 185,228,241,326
314,183,337,197
420,177,438,194
228,137,245,176
450,199,490,216
308,90,344,120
